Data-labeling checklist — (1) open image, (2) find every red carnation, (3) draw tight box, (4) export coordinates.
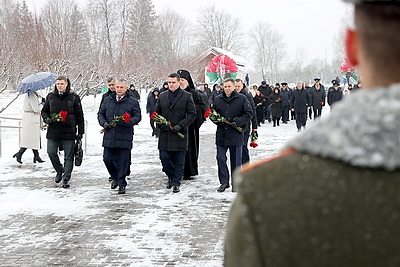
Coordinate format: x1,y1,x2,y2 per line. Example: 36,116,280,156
59,111,68,122
250,142,258,148
150,112,157,120
204,108,211,118
122,112,131,123
320,101,324,105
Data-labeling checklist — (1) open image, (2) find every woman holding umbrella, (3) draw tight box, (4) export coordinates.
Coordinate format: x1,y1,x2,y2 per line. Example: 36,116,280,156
13,91,45,164
13,72,56,164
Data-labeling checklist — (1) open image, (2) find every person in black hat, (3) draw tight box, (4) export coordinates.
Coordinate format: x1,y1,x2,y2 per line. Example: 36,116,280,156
258,81,272,123
177,69,207,181
280,82,291,123
327,81,343,108
129,84,140,101
225,2,400,265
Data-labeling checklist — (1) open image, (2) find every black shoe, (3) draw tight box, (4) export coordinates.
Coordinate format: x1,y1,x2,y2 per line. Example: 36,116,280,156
183,176,194,180
111,178,118,189
166,179,173,189
13,152,23,164
217,184,230,192
55,171,64,183
118,186,126,194
33,150,44,163
62,181,70,188
173,186,180,193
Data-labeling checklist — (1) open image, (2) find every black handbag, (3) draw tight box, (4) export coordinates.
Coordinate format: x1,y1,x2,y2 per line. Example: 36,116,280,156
74,139,83,166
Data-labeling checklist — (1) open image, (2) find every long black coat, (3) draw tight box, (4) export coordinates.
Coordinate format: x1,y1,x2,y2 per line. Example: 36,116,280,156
270,92,283,118
42,88,84,141
280,88,291,107
183,86,207,177
155,88,196,151
311,87,326,109
290,88,311,113
213,91,253,146
240,88,257,130
253,93,265,124
328,87,343,106
98,92,141,149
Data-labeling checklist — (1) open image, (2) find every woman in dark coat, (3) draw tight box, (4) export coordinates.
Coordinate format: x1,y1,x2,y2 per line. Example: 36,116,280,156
270,88,283,127
253,90,265,126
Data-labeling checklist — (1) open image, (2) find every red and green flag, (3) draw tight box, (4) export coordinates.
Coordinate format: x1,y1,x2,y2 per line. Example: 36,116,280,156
206,55,238,84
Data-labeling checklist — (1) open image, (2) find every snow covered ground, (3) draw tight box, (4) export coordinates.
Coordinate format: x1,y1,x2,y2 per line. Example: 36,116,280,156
0,91,327,266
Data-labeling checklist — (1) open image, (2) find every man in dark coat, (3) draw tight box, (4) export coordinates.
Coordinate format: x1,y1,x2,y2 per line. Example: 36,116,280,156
258,81,272,123
305,81,313,119
98,79,141,194
311,82,326,118
328,82,344,108
177,69,206,180
155,73,196,193
280,82,291,124
211,78,252,192
146,88,160,137
100,77,116,108
42,76,85,189
290,81,311,131
225,1,400,266
234,79,257,166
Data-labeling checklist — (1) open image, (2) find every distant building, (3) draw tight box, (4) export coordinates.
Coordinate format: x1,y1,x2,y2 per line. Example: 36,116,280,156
197,47,252,84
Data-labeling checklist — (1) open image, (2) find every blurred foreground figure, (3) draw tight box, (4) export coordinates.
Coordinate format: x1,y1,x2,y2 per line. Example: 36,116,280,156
225,1,400,266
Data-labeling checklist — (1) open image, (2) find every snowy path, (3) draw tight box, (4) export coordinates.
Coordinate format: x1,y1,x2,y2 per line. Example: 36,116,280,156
0,94,315,266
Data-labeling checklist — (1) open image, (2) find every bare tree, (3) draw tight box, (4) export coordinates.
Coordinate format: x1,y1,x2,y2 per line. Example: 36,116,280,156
249,21,286,83
197,4,243,53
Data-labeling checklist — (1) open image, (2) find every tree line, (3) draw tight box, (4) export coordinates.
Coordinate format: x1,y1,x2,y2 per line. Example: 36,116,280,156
0,0,347,94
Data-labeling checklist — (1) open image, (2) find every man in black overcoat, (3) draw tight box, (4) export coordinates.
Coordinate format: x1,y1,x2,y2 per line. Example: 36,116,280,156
290,81,311,132
98,79,141,194
155,73,196,193
234,78,257,166
212,78,252,192
42,76,85,189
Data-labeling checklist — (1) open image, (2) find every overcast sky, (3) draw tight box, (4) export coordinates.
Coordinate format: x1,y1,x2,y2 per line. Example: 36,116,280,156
25,0,352,63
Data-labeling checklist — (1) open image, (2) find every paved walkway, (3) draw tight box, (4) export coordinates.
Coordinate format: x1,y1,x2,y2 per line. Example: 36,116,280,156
0,110,296,266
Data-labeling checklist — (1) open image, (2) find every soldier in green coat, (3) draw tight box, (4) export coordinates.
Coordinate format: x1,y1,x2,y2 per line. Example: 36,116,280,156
225,1,400,266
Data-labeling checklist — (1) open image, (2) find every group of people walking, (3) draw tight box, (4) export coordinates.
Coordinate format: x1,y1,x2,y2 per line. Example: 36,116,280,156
251,77,351,131
12,71,352,195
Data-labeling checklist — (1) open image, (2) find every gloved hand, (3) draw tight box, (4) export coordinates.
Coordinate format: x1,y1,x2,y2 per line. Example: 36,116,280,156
44,117,52,125
159,124,170,131
76,134,83,140
230,121,238,128
103,122,112,130
171,124,182,133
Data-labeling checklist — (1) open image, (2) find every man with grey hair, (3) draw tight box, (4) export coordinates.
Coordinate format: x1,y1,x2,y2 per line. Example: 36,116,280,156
225,1,400,266
290,81,311,132
98,78,141,194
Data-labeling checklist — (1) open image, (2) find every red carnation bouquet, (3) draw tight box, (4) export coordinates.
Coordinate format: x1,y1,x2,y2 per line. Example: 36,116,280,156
204,108,211,118
100,112,131,133
250,130,258,148
51,110,68,122
207,109,243,132
150,112,184,139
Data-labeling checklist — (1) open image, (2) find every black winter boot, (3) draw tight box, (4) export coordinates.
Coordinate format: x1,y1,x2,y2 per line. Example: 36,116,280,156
32,149,44,163
13,147,27,164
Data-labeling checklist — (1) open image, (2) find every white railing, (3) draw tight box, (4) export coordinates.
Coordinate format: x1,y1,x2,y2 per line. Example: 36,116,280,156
0,117,87,158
